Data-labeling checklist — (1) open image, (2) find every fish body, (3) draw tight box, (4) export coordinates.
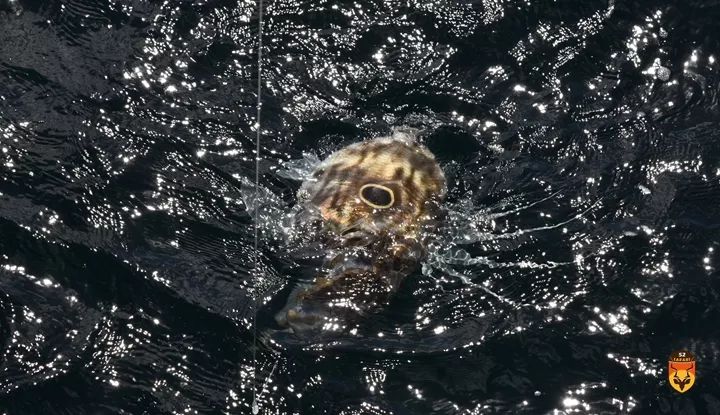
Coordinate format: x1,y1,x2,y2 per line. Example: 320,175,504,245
277,129,446,333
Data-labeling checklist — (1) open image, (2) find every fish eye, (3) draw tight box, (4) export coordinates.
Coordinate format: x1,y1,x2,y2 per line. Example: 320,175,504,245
359,184,395,209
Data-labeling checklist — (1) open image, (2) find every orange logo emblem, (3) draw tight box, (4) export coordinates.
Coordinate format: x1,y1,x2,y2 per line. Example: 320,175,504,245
668,350,696,393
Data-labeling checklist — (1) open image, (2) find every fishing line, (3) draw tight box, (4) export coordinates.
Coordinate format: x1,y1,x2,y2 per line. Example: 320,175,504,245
252,0,264,412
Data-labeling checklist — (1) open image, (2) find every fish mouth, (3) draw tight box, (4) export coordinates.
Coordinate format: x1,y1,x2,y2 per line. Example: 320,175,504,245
337,222,380,247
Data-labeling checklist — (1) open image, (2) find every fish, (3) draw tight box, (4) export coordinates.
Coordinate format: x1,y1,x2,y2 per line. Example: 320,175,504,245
275,128,446,334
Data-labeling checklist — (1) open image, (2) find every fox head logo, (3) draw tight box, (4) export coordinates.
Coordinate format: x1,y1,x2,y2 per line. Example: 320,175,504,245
668,351,696,393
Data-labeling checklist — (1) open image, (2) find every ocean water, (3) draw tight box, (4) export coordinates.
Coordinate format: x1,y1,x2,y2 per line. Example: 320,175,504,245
0,0,719,413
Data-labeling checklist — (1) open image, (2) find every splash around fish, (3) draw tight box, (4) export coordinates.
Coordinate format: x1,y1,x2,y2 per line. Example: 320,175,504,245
275,128,446,335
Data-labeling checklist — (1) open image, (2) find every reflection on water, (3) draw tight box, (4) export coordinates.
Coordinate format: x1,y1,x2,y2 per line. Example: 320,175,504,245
1,0,719,413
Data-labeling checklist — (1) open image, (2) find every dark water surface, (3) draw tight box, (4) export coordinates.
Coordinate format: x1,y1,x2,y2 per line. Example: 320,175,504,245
1,0,719,413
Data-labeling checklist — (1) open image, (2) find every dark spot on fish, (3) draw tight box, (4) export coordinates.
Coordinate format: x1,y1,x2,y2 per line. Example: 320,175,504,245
327,166,355,210
356,146,370,164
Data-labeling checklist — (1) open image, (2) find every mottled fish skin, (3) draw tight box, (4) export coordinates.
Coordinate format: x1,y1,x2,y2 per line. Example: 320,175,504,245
277,129,446,334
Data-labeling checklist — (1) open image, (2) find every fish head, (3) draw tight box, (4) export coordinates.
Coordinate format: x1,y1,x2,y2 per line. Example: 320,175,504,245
297,136,446,239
